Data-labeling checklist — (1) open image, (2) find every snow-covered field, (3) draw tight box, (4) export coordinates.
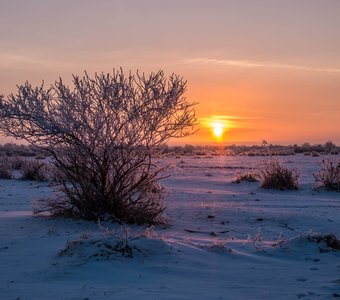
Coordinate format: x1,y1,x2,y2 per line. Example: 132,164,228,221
0,154,339,300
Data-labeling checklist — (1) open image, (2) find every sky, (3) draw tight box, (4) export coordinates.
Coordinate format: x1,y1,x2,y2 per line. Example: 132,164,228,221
1,0,340,145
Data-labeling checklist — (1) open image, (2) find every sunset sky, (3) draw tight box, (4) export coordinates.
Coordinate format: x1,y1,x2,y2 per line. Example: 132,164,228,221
1,0,340,145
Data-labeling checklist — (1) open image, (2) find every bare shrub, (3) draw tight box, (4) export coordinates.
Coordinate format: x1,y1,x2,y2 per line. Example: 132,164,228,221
0,69,196,224
259,159,300,190
234,172,259,183
21,160,49,181
311,151,320,157
0,157,13,179
313,159,340,192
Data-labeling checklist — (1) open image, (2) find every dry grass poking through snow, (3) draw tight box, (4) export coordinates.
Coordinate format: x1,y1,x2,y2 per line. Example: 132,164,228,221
0,157,13,179
314,158,340,192
0,156,51,181
233,172,259,183
58,225,173,261
20,160,50,181
259,158,300,190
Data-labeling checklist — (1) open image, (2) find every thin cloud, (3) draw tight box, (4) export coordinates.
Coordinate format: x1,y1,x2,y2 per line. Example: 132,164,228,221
0,52,78,69
209,115,260,120
201,115,244,127
200,115,261,131
0,53,43,67
185,57,340,74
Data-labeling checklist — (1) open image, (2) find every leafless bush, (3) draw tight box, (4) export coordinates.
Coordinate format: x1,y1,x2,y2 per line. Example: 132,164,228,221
0,157,13,179
233,172,259,183
313,159,340,192
259,159,300,190
21,160,49,181
0,69,196,224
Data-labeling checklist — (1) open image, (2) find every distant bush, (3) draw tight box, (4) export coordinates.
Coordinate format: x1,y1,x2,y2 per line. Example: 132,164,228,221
259,159,300,190
311,151,320,157
9,156,25,170
21,160,49,181
293,141,339,154
313,159,340,192
234,172,259,183
0,158,12,179
0,143,50,157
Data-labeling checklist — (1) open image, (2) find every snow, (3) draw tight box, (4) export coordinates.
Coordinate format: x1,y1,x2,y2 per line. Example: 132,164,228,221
0,154,339,299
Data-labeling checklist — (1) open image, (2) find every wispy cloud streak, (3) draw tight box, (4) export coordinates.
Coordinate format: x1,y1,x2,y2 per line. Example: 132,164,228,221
200,115,255,129
185,57,340,74
0,52,77,69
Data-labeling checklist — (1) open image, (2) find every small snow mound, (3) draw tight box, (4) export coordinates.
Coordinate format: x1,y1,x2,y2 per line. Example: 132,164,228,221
131,237,176,256
200,243,234,254
58,235,175,261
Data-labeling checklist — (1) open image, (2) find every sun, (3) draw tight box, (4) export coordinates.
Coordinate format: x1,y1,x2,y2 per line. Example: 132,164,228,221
201,116,233,141
212,122,224,138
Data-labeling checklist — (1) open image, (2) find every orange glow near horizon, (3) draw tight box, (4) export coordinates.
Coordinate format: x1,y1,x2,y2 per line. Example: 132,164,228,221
0,2,340,146
176,66,340,146
200,115,236,143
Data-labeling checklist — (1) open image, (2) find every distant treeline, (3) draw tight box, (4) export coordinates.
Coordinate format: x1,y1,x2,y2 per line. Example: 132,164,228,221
0,143,50,158
0,141,338,158
164,141,340,157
